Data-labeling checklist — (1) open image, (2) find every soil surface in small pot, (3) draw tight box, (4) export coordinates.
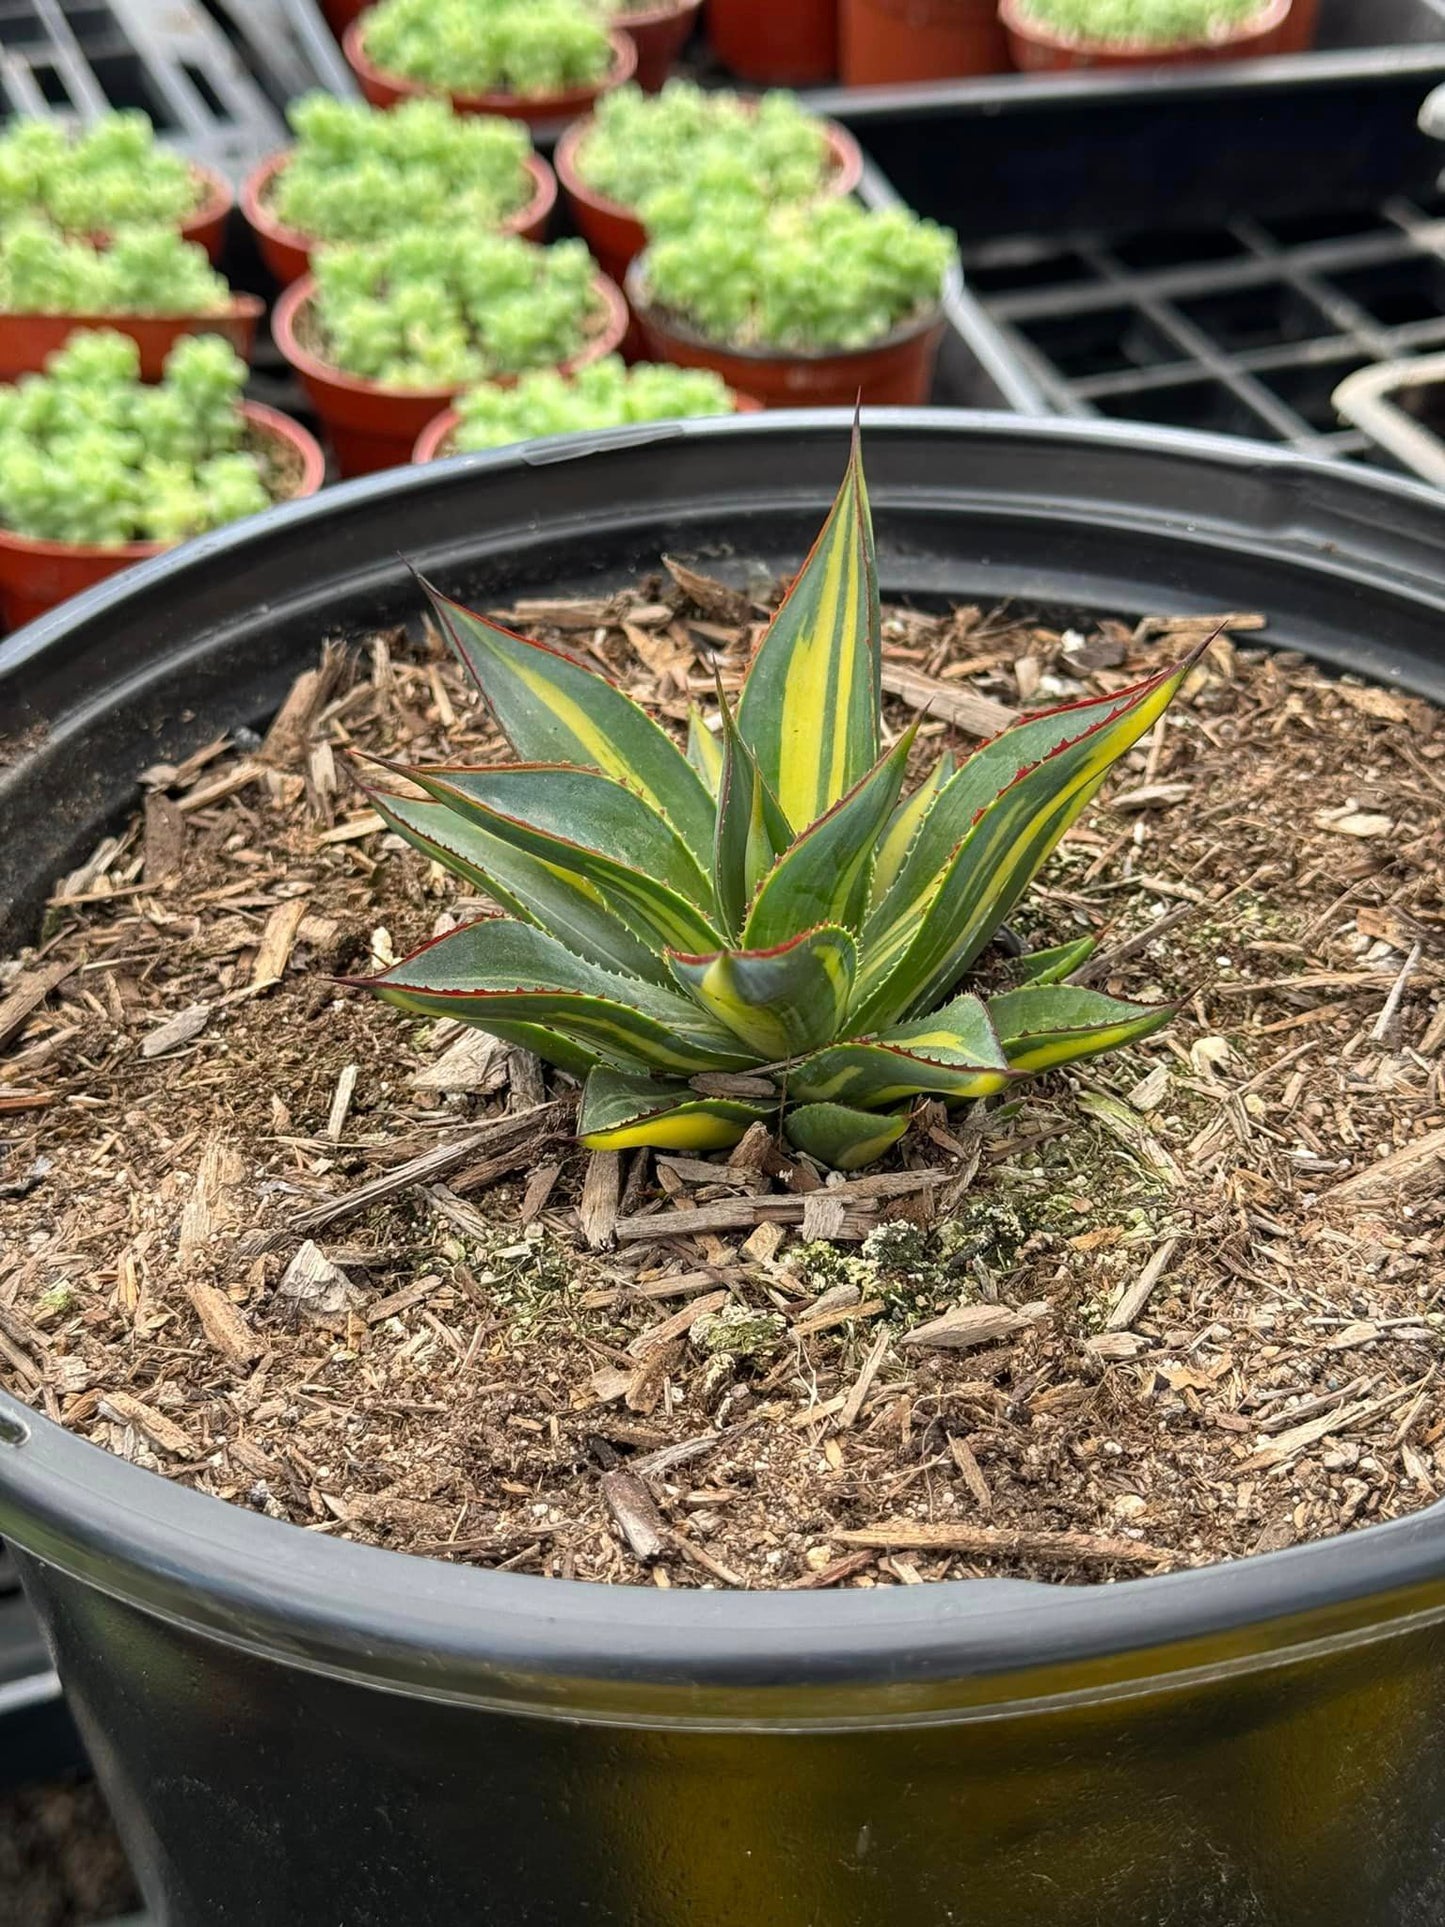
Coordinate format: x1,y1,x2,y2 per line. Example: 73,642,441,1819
1,580,1443,1592
0,1778,138,1927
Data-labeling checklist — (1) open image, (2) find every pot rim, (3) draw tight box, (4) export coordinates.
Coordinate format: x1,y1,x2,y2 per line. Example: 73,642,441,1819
555,108,864,227
271,270,631,405
412,384,762,461
343,20,639,114
997,0,1290,57
3,407,1445,1721
626,259,945,362
0,294,265,330
0,400,325,563
241,149,558,262
612,0,702,24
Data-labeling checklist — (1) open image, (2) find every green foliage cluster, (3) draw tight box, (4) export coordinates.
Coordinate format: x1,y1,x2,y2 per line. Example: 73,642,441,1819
450,356,733,451
641,194,957,353
0,112,200,234
272,94,535,244
361,0,614,99
0,332,270,547
309,231,602,388
1016,0,1264,43
0,221,229,315
576,83,834,214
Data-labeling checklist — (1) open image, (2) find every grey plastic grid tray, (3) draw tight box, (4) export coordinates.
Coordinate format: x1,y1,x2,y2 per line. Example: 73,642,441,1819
0,0,350,177
960,191,1445,462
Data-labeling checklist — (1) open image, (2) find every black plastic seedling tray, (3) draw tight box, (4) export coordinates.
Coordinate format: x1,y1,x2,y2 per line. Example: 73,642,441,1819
812,0,1445,241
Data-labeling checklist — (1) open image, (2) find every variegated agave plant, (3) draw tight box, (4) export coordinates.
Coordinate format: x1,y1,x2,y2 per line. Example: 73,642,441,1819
360,436,1192,1171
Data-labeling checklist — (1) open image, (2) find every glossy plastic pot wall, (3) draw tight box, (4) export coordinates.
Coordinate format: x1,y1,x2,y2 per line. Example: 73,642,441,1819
4,414,1445,1925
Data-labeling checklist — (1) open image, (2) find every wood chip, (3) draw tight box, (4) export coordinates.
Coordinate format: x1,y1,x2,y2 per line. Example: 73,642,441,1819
250,897,309,991
142,792,186,885
834,1522,1169,1566
800,1193,849,1241
1105,1238,1180,1332
628,1290,730,1359
409,1029,509,1095
1321,1126,1445,1201
836,1325,892,1430
785,1549,877,1590
900,1301,1048,1350
0,960,75,1052
880,662,1018,738
1239,1399,1378,1472
98,1391,194,1457
184,1281,262,1365
662,555,751,622
579,1151,622,1250
325,1064,359,1143
140,1003,210,1059
949,1434,993,1510
277,1241,360,1323
601,1468,668,1562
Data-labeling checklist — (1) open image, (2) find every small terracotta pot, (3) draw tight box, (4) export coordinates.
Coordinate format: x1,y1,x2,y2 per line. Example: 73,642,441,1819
554,115,864,288
615,0,701,89
706,0,837,83
343,22,638,127
0,402,325,631
411,385,761,462
1274,0,1317,51
1000,0,1292,70
321,0,370,33
242,151,557,288
273,271,631,477
177,164,235,265
626,265,945,408
0,299,264,383
841,0,1009,82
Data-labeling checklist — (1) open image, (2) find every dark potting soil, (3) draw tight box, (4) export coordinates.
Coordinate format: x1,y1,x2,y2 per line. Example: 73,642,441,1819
0,575,1441,1591
0,1779,138,1927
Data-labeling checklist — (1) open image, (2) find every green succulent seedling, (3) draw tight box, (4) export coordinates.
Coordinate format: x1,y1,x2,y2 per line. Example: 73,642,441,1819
1017,0,1262,44
360,434,1188,1172
361,0,614,98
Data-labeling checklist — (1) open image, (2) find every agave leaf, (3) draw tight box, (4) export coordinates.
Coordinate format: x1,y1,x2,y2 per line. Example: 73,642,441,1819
869,752,953,910
868,659,1202,951
423,581,716,865
986,985,1173,1072
735,425,881,828
784,1101,908,1173
367,787,665,985
362,917,754,1075
401,763,722,956
743,730,913,950
667,925,856,1060
787,992,1014,1110
686,704,723,796
713,694,793,938
1007,935,1098,986
579,1067,773,1153
853,656,1195,1029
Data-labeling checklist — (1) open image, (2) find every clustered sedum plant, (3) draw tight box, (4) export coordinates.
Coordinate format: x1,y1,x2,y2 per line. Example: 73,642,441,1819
361,436,1187,1172
449,356,733,451
308,232,602,388
640,194,957,354
1016,0,1265,43
577,83,835,214
0,332,270,547
272,94,536,244
0,112,201,234
0,222,229,316
361,0,615,98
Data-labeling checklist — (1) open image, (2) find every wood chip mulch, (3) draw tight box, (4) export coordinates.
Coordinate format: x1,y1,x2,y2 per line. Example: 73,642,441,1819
1,573,1442,1592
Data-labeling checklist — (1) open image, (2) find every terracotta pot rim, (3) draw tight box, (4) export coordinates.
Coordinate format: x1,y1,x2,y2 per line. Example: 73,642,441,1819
997,0,1289,57
0,401,325,563
343,20,638,114
626,263,945,365
0,295,265,330
555,109,863,227
242,149,557,262
412,383,759,462
272,272,631,404
611,0,700,25
180,162,234,238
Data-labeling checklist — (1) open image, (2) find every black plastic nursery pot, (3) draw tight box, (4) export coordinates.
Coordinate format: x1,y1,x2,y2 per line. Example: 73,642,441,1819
4,412,1445,1926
